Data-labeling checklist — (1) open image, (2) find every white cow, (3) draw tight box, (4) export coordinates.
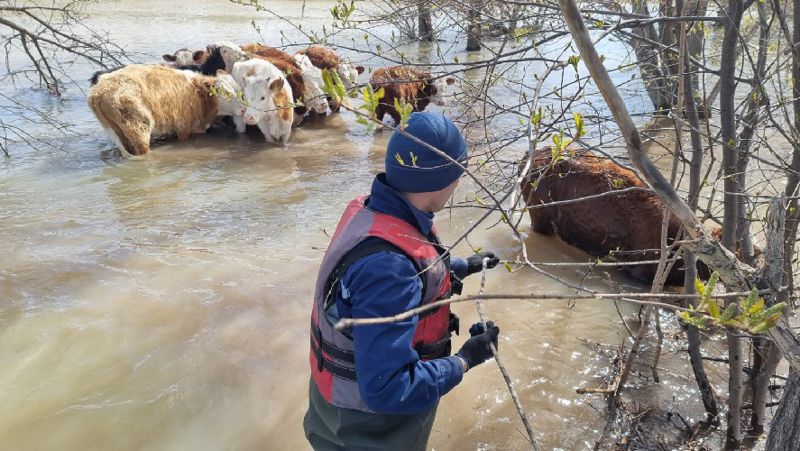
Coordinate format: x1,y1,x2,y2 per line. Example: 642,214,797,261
292,54,329,115
213,70,247,131
231,59,293,145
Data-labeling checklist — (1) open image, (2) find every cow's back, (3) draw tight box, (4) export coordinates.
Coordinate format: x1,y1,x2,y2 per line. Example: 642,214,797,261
297,46,341,70
88,64,217,142
521,149,684,280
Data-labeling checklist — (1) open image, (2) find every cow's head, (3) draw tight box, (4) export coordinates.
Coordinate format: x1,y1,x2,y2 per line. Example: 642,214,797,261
242,75,279,125
293,54,329,114
162,48,196,66
427,76,456,106
336,62,363,90
214,70,246,118
210,41,247,72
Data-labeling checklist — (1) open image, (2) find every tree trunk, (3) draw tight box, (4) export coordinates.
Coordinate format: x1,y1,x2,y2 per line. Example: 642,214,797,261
719,0,745,447
630,0,672,113
659,0,682,108
750,196,787,434
418,1,434,42
680,0,719,419
466,0,482,51
766,369,800,451
782,0,800,296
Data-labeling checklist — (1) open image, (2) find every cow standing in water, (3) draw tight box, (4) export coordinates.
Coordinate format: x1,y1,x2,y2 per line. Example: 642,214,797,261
520,148,693,284
242,43,328,122
231,59,294,145
369,66,455,125
295,45,364,112
87,65,245,157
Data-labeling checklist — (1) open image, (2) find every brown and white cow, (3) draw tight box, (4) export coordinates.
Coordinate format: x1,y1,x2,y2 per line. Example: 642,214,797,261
369,66,455,125
295,45,364,112
87,64,244,157
162,48,207,67
520,148,693,284
242,43,328,122
231,59,293,145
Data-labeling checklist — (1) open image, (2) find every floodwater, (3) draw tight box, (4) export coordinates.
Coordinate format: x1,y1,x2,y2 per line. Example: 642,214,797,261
1,1,731,450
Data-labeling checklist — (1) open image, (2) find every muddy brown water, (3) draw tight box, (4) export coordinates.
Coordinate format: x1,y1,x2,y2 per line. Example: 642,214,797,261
0,1,733,449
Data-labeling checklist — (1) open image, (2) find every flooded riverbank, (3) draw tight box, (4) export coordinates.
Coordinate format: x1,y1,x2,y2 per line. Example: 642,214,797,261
0,1,736,449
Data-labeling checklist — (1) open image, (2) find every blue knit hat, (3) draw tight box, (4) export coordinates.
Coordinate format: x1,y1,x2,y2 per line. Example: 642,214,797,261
384,112,468,193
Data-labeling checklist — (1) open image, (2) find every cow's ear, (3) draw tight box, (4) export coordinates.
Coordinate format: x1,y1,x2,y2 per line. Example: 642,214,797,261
445,77,456,85
216,69,228,76
356,65,365,75
269,78,285,92
162,54,176,62
193,50,207,62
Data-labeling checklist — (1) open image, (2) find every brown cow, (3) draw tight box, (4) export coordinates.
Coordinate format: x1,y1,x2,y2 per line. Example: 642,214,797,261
87,65,230,157
369,66,455,125
520,148,694,284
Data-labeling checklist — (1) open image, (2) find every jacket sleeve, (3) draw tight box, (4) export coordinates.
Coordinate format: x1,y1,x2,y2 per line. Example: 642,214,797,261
342,251,464,415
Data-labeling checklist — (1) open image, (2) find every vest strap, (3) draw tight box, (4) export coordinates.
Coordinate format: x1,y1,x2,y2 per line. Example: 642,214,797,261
310,335,358,381
310,320,356,364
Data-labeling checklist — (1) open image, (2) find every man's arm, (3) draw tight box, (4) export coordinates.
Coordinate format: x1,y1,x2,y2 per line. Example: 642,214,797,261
342,252,464,415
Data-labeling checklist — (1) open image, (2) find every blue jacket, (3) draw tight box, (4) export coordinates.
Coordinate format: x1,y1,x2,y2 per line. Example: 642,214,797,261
332,174,470,414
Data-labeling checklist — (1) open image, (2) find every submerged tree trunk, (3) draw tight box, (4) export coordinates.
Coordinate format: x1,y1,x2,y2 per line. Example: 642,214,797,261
418,0,434,42
630,0,672,113
466,0,482,51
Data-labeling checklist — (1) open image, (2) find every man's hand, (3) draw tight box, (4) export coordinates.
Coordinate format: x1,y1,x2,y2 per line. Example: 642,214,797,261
465,252,500,276
456,321,499,371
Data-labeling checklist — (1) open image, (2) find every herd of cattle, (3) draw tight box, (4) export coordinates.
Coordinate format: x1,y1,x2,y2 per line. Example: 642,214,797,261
86,41,742,284
87,41,454,157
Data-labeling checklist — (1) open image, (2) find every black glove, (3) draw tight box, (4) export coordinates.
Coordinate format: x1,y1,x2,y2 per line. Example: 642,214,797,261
448,312,460,336
456,321,499,371
466,252,500,276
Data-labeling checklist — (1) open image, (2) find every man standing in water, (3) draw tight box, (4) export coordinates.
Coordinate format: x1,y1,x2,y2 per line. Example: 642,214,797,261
304,111,501,450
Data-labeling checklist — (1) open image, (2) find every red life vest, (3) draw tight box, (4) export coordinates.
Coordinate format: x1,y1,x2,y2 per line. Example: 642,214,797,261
309,196,453,412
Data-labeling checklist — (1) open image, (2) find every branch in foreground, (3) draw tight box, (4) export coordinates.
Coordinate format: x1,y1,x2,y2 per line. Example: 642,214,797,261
333,288,786,330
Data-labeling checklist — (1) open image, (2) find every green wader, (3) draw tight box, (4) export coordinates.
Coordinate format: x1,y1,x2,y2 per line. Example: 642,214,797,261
303,379,438,451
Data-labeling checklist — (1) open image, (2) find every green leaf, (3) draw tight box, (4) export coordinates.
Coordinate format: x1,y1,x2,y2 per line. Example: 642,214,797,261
573,111,585,139
721,303,738,321
503,261,513,272
707,300,721,319
394,153,406,166
748,298,765,316
694,278,705,298
568,54,581,70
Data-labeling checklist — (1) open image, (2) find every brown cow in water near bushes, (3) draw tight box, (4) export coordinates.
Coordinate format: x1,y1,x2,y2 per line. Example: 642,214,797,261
519,148,730,285
369,66,455,126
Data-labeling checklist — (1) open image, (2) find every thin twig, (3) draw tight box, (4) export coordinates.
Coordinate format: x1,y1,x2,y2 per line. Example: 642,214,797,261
475,260,539,450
